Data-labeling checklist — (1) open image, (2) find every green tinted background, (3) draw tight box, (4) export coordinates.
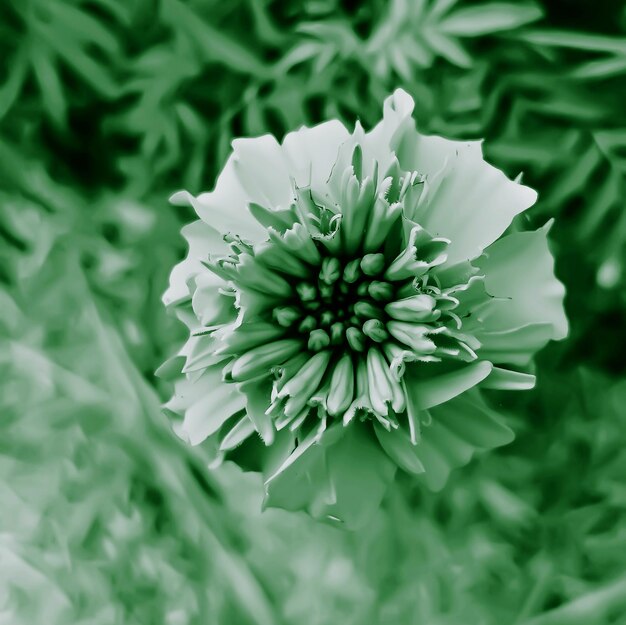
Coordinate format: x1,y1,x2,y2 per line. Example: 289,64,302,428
1,0,626,623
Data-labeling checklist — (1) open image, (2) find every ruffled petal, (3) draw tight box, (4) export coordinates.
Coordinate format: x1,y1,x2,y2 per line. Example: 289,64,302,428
191,272,236,327
180,334,226,373
282,120,350,191
165,365,246,446
162,220,226,307
362,90,538,264
320,424,396,529
363,88,417,176
415,390,514,491
170,155,267,243
232,134,294,209
474,322,555,367
404,360,493,410
238,378,276,445
264,423,396,529
476,223,569,340
374,423,425,475
263,423,337,516
400,137,537,265
481,367,536,390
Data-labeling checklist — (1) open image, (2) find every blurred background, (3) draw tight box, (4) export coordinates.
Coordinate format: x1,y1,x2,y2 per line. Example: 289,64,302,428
1,0,626,623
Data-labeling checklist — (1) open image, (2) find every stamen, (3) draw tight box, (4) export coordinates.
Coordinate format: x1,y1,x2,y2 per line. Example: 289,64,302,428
218,322,285,355
255,240,311,279
320,310,334,326
318,284,334,300
383,342,418,380
357,282,370,296
363,199,403,253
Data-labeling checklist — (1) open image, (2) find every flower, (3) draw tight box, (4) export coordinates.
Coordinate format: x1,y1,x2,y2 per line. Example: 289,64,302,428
160,90,568,529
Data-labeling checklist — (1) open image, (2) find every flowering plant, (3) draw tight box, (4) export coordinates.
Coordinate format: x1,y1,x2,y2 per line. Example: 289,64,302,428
161,90,567,529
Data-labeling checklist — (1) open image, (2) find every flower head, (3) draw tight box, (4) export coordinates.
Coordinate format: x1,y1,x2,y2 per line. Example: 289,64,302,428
161,90,567,528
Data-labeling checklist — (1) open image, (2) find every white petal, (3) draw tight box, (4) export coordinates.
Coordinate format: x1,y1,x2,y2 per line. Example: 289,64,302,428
282,120,350,191
219,415,257,451
362,91,537,265
232,134,294,209
265,423,396,530
321,424,396,529
170,154,266,243
476,224,568,340
408,137,538,264
166,366,245,446
415,391,514,491
363,88,417,177
263,423,335,513
473,323,555,367
191,272,235,326
162,219,225,307
481,367,536,391
404,360,493,410
374,424,425,475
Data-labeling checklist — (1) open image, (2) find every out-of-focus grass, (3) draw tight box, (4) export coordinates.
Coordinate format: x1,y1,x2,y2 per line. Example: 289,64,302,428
1,0,626,623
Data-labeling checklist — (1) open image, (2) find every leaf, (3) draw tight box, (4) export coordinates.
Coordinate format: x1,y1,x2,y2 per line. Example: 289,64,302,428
440,3,543,37
422,27,473,67
518,29,626,54
0,47,28,120
594,130,626,174
163,0,268,76
31,42,66,126
571,55,626,80
48,1,121,56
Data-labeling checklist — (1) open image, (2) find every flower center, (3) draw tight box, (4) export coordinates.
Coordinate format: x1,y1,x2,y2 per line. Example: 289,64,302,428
201,160,484,428
275,252,400,353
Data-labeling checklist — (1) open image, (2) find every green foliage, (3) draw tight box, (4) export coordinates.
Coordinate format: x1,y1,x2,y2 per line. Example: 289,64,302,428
1,0,625,623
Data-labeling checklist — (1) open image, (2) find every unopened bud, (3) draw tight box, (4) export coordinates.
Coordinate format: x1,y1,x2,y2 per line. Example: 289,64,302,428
362,318,388,342
320,257,341,284
274,306,301,327
330,322,345,344
298,315,317,333
327,355,355,416
354,300,383,320
308,329,330,351
297,282,317,302
346,326,365,352
343,259,361,284
231,339,302,381
368,281,394,302
360,253,385,276
385,294,437,321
